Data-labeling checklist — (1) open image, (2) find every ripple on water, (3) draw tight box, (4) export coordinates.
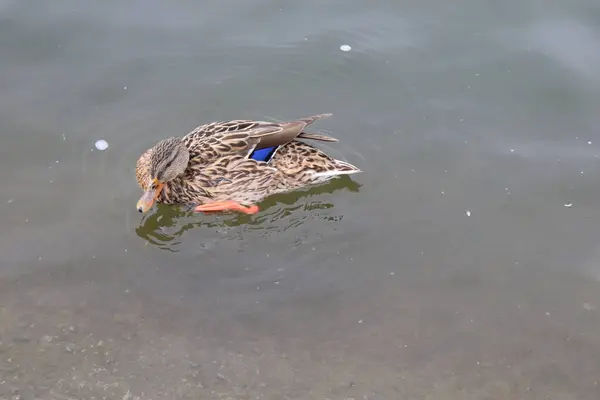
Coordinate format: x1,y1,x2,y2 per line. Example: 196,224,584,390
134,176,361,252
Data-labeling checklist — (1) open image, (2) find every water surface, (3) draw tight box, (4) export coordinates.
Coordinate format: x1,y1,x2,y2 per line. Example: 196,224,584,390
2,0,600,398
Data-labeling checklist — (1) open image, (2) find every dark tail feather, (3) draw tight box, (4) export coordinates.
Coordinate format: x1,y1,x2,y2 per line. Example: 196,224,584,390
297,113,332,127
298,131,339,143
295,113,337,142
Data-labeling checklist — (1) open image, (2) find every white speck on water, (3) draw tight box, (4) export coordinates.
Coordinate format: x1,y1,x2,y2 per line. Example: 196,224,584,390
358,319,363,324
25,219,28,223
583,303,596,311
38,257,42,261
274,281,280,285
510,149,515,153
123,86,127,90
390,272,395,276
61,133,66,140
7,199,14,204
545,312,551,316
460,118,464,122
49,180,53,183
576,137,579,140
55,160,59,163
95,140,109,151
92,255,96,259
124,249,127,252
588,141,592,145
340,44,352,52
564,203,573,208
441,191,445,195
475,73,480,76
466,210,471,216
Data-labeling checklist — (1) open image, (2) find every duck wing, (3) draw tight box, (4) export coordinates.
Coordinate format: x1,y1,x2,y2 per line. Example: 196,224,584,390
182,114,336,167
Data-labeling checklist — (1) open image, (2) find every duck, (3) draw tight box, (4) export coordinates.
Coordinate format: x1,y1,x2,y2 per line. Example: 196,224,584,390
135,113,361,214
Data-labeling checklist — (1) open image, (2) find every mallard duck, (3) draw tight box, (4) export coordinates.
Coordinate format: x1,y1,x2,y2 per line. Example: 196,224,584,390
135,113,361,214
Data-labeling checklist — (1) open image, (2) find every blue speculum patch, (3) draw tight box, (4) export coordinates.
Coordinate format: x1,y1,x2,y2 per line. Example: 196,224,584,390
250,146,278,162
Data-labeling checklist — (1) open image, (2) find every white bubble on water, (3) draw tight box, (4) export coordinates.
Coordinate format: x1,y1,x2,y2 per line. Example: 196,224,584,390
95,140,109,151
583,303,596,311
340,44,352,52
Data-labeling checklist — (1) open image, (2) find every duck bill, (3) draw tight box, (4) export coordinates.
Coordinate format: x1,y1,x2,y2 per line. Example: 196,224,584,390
136,182,164,213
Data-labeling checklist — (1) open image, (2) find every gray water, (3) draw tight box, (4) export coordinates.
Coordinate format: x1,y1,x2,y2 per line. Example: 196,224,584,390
2,0,600,398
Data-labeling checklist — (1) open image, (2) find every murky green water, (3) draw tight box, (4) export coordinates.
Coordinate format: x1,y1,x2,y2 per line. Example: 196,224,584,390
2,0,600,398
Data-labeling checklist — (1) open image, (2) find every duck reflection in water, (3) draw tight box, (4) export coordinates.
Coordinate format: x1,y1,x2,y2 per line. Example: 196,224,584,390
135,176,360,250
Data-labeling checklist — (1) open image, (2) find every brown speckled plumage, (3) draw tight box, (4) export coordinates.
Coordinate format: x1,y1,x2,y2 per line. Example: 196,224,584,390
136,114,361,208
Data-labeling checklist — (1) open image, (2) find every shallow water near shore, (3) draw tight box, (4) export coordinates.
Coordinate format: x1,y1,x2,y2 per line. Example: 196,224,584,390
1,0,600,398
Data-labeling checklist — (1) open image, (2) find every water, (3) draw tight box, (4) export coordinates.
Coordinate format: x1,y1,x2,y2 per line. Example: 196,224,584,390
2,0,600,398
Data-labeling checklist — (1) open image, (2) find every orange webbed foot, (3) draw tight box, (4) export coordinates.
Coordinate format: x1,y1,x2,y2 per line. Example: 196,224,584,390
194,200,259,215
